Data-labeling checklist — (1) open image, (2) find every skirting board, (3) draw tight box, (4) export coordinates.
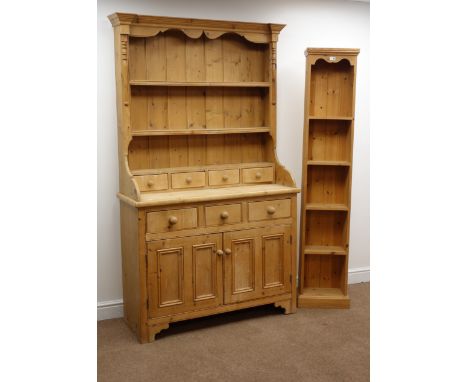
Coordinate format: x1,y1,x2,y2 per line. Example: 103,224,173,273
347,266,370,284
97,299,124,321
97,267,370,321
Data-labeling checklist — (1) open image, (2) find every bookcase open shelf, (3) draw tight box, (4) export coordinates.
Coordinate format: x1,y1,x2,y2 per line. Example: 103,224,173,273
302,254,347,299
306,165,349,205
309,116,353,121
305,203,348,211
308,120,352,162
305,210,348,248
307,160,351,166
304,245,347,256
299,48,359,309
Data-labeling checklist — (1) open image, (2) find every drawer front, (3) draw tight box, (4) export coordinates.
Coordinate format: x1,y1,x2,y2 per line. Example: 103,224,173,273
248,199,291,221
242,166,274,184
205,203,242,226
171,171,206,189
208,169,240,186
147,208,198,233
134,174,168,192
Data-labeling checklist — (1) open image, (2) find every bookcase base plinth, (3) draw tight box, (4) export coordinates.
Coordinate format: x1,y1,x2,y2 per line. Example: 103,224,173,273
298,288,350,309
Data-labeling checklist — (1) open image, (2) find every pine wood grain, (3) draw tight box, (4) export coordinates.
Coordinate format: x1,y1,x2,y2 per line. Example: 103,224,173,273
110,13,298,343
299,48,359,308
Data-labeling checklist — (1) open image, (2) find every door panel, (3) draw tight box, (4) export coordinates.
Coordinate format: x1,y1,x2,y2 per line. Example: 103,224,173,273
231,238,256,293
263,234,284,288
157,247,184,307
223,225,292,304
192,242,219,302
261,226,291,296
147,234,223,318
223,229,261,303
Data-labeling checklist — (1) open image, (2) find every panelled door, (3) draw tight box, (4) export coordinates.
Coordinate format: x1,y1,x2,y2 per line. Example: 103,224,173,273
223,226,292,304
147,233,223,318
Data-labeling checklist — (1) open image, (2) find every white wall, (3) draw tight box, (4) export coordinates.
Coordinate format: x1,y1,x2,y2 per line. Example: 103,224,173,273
97,0,369,318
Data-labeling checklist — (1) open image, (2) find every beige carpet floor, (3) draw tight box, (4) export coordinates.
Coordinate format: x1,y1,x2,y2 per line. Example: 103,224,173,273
98,282,369,382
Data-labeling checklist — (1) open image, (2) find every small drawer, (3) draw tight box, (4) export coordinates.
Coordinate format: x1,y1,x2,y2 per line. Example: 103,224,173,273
205,203,242,226
171,171,205,189
242,166,274,184
208,169,240,186
248,199,291,221
147,208,198,233
134,174,168,192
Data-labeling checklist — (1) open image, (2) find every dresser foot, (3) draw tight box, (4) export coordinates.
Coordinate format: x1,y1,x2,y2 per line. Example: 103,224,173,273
274,299,294,314
146,323,170,343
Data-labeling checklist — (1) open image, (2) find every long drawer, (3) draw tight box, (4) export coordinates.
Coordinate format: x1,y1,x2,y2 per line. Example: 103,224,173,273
248,199,291,221
205,203,242,226
147,208,198,233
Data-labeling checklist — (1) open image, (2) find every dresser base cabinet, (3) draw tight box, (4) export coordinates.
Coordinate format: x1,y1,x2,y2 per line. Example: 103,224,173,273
120,195,297,343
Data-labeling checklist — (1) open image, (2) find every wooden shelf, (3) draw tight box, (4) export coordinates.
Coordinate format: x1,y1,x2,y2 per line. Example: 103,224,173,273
131,128,270,136
304,245,347,255
306,203,348,211
309,116,353,121
307,160,351,166
301,287,345,298
130,80,271,88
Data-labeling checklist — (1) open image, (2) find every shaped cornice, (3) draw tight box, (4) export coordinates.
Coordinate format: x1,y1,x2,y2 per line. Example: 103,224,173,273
108,13,285,44
305,48,360,65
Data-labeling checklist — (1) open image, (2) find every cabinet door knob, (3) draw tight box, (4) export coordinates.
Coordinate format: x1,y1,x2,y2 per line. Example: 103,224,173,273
255,172,262,179
224,248,232,255
216,249,224,256
220,211,229,219
168,216,178,225
222,174,229,181
185,176,192,184
147,180,155,187
267,206,276,215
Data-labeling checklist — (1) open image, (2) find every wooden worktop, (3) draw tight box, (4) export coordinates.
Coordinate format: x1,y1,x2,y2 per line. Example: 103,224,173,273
118,184,300,207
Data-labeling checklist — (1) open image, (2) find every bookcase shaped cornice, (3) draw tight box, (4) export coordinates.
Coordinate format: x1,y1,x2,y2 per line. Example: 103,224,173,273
305,48,360,65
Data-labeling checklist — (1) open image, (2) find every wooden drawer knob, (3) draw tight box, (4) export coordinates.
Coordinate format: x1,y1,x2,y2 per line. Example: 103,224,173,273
224,248,232,255
267,206,276,215
222,175,229,181
168,216,178,225
185,176,192,184
220,211,229,219
216,249,224,256
255,172,262,179
147,180,155,187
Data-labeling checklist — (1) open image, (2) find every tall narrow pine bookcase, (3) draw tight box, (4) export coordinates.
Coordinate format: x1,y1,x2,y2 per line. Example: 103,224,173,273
109,13,299,343
298,48,359,308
